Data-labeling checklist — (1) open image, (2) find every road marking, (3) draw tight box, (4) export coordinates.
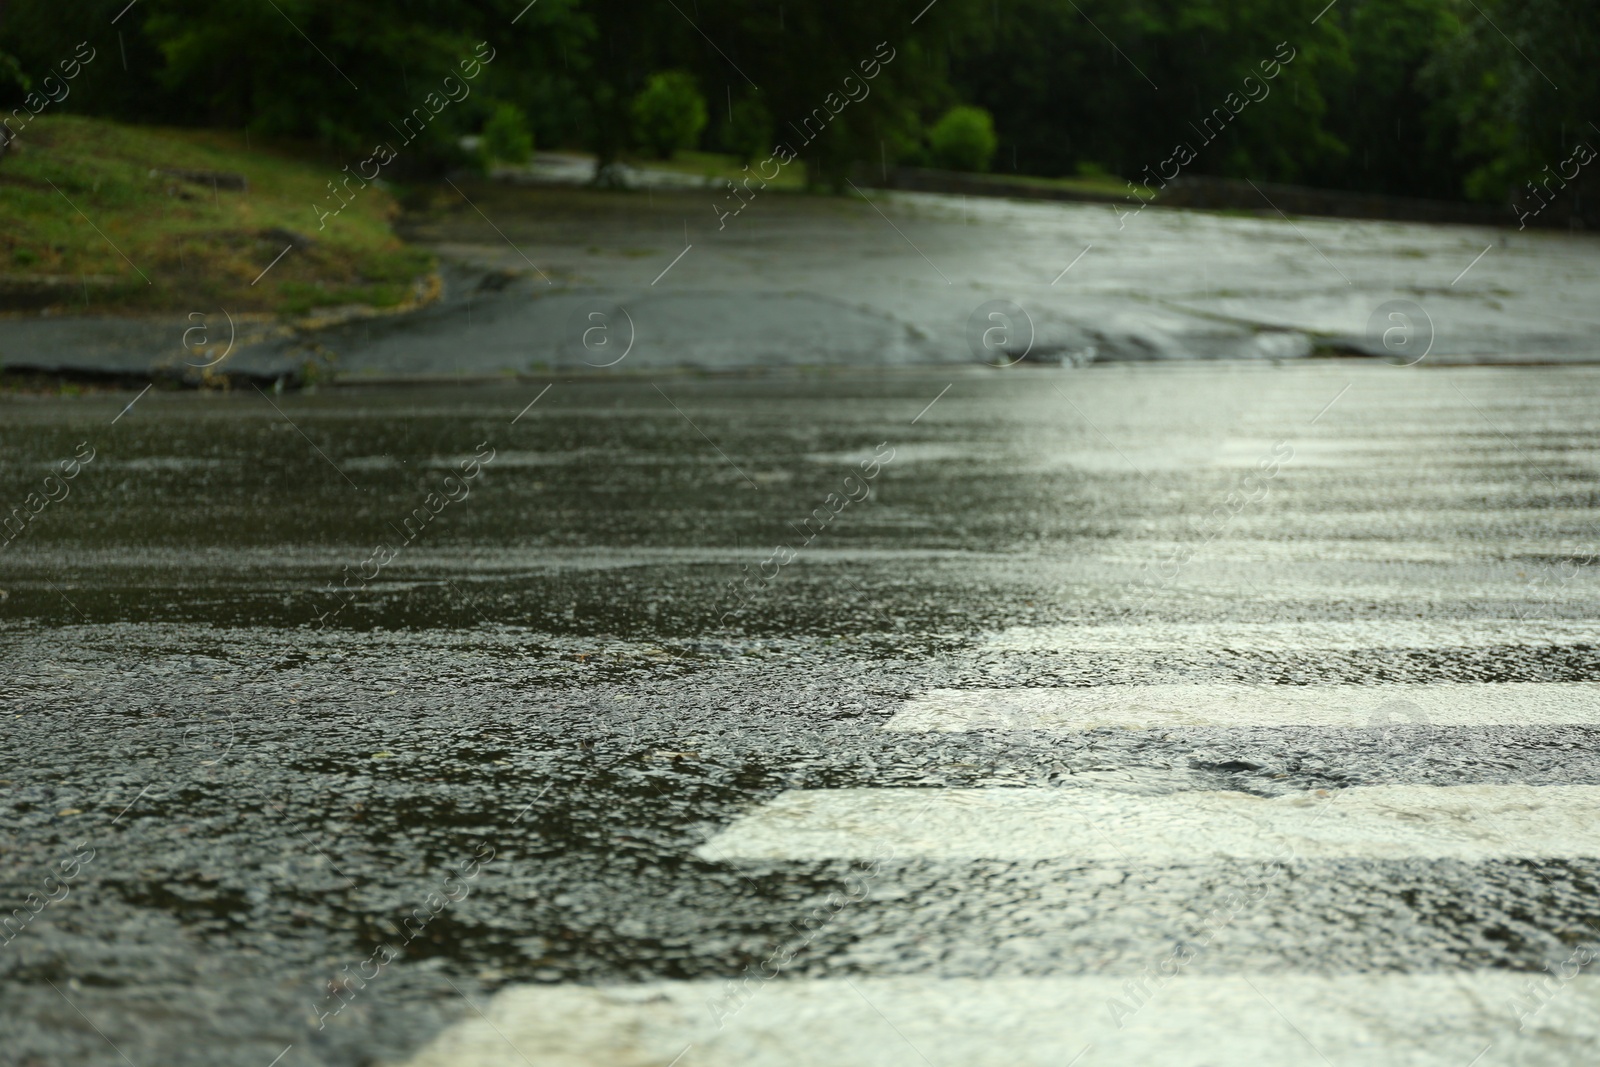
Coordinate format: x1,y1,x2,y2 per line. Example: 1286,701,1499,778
697,785,1600,863
885,683,1600,733
985,620,1600,653
1134,576,1600,604
399,975,1600,1067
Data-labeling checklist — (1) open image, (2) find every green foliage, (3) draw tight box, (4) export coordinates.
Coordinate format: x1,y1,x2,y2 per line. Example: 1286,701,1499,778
2,0,1593,206
630,71,707,159
952,0,1351,183
0,48,21,154
0,48,26,93
140,0,484,167
0,0,587,175
1425,0,1600,219
724,96,772,166
0,0,166,125
0,0,985,190
482,102,533,163
928,105,997,172
1312,0,1466,199
692,0,991,190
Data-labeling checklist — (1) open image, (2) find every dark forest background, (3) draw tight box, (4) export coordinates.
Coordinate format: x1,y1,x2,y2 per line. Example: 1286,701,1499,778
2,0,1596,211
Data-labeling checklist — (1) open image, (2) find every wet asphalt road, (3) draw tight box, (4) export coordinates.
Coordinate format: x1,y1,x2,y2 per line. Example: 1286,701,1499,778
3,361,1600,1065
17,182,1600,381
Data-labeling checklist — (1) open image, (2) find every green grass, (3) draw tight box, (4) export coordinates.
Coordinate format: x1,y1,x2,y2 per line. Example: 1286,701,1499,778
947,168,1152,199
643,149,1145,199
636,149,808,192
0,115,433,314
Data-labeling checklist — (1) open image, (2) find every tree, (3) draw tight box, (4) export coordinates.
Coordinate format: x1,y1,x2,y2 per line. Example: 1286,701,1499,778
692,0,991,190
1315,0,1465,199
949,0,1348,183
0,48,24,158
1,0,168,129
140,0,487,168
927,105,996,171
724,94,772,166
0,0,587,175
482,102,533,163
566,0,683,179
13,0,1556,205
1426,0,1600,222
630,70,706,159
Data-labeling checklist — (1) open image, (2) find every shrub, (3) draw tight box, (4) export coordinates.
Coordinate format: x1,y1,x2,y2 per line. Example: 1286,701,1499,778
482,103,534,164
724,96,773,166
928,106,998,173
631,71,707,159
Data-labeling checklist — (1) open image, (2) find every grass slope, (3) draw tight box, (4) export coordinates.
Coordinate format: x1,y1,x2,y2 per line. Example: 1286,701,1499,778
0,115,432,314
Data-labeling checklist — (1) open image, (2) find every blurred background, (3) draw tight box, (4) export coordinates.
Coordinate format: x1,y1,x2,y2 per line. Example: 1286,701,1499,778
2,0,1595,213
5,0,1596,374
3,0,1587,202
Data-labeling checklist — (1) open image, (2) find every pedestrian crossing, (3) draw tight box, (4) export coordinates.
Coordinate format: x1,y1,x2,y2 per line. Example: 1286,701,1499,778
403,975,1600,1067
362,371,1600,1066
400,664,1600,1066
983,620,1600,652
884,682,1600,731
696,784,1600,863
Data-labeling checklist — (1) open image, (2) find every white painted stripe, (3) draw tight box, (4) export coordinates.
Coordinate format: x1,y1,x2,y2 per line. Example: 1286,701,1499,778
1183,509,1600,536
1134,579,1599,604
986,620,1600,652
1029,444,1600,473
886,683,1600,733
696,785,1600,863
1099,539,1600,563
400,974,1600,1067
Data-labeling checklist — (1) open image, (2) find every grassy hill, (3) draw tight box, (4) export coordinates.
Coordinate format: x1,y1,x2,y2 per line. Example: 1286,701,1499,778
0,115,432,315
